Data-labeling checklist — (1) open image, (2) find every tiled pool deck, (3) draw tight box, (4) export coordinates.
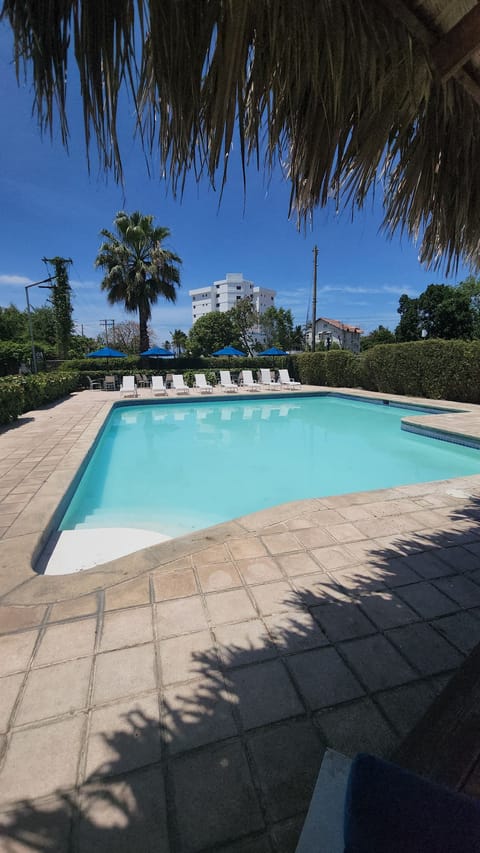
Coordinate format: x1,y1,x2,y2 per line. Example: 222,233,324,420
2,385,480,851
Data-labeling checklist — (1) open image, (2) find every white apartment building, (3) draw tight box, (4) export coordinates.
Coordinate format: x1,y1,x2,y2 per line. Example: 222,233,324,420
189,273,276,323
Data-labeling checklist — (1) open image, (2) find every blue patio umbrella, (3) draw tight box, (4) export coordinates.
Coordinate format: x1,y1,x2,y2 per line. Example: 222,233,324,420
140,346,175,357
259,346,288,356
86,346,127,358
212,345,246,356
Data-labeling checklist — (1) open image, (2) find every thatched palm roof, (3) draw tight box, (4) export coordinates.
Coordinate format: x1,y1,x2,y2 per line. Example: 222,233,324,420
3,0,480,272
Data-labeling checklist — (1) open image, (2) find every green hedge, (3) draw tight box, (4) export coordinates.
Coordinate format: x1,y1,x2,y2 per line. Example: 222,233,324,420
0,372,80,425
291,341,480,403
359,340,480,402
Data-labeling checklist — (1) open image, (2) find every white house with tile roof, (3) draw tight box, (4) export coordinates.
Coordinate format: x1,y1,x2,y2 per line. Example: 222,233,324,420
307,317,363,353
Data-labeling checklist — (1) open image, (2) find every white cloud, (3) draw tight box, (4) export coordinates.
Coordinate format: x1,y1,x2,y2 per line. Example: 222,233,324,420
0,274,32,286
317,284,420,297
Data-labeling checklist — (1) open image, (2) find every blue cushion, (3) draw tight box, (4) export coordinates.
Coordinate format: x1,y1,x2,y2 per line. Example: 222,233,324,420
344,753,480,853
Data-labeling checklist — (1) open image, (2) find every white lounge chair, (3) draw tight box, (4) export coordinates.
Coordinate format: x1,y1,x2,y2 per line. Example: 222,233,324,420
119,375,138,397
194,373,213,394
278,369,301,388
172,374,189,394
219,370,238,392
259,368,281,389
151,375,167,396
241,370,260,391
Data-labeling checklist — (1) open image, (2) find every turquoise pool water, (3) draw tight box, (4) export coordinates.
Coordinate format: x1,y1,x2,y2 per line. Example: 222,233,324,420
59,395,480,538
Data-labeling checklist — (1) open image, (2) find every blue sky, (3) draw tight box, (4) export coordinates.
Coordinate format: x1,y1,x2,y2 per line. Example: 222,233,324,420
0,24,472,344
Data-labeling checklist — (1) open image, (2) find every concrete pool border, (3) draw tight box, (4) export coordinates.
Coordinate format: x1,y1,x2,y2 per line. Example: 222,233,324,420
2,384,480,609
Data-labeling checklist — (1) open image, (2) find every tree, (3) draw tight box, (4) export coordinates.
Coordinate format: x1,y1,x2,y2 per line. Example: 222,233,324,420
187,312,235,357
43,257,74,358
109,320,156,354
360,325,396,351
0,305,27,341
457,276,480,338
30,306,57,347
228,297,259,355
259,306,298,350
171,329,188,356
395,295,421,342
95,211,181,353
418,284,473,340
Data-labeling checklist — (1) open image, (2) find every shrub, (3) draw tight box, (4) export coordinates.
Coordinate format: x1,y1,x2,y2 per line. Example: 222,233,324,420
361,339,480,403
324,350,359,387
294,352,326,385
0,372,80,425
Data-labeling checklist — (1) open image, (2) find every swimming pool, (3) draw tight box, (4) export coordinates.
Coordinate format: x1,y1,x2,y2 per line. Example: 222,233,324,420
58,394,480,541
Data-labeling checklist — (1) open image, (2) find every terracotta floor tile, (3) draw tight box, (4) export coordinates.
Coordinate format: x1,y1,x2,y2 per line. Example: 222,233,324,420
292,572,349,607
292,528,336,549
193,544,230,567
248,719,324,821
396,581,459,619
312,601,375,642
93,644,156,705
104,575,151,611
85,693,161,779
0,715,85,803
251,581,295,616
339,635,416,692
433,574,480,608
326,523,367,544
264,610,329,653
77,767,169,852
315,698,398,758
376,681,438,738
261,533,303,556
100,607,153,652
0,630,38,677
159,630,216,685
229,659,304,729
0,672,23,733
16,657,92,725
49,594,98,622
155,596,208,638
432,611,480,654
34,617,97,665
287,646,364,709
196,562,242,592
205,588,257,624
357,590,418,630
236,555,284,584
0,605,46,635
172,741,263,852
310,544,357,571
277,551,323,577
227,538,268,560
162,678,237,753
387,622,464,676
152,568,198,601
215,619,276,668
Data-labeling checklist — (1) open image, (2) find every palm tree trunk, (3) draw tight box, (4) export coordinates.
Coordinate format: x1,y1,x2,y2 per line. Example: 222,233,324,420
138,305,150,352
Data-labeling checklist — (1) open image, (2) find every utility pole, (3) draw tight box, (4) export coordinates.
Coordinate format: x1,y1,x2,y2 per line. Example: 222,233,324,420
101,319,115,345
25,276,57,373
312,245,318,352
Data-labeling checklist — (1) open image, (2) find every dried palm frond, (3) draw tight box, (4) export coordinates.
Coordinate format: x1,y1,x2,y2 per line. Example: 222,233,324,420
2,0,480,272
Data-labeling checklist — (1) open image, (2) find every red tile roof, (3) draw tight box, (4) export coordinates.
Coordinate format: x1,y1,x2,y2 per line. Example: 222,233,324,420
318,317,364,334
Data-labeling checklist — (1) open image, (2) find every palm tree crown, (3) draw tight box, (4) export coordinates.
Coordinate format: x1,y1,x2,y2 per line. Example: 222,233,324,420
95,211,181,352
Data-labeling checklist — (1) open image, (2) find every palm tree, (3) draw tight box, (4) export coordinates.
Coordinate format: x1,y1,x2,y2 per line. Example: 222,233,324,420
95,211,181,353
170,328,188,356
